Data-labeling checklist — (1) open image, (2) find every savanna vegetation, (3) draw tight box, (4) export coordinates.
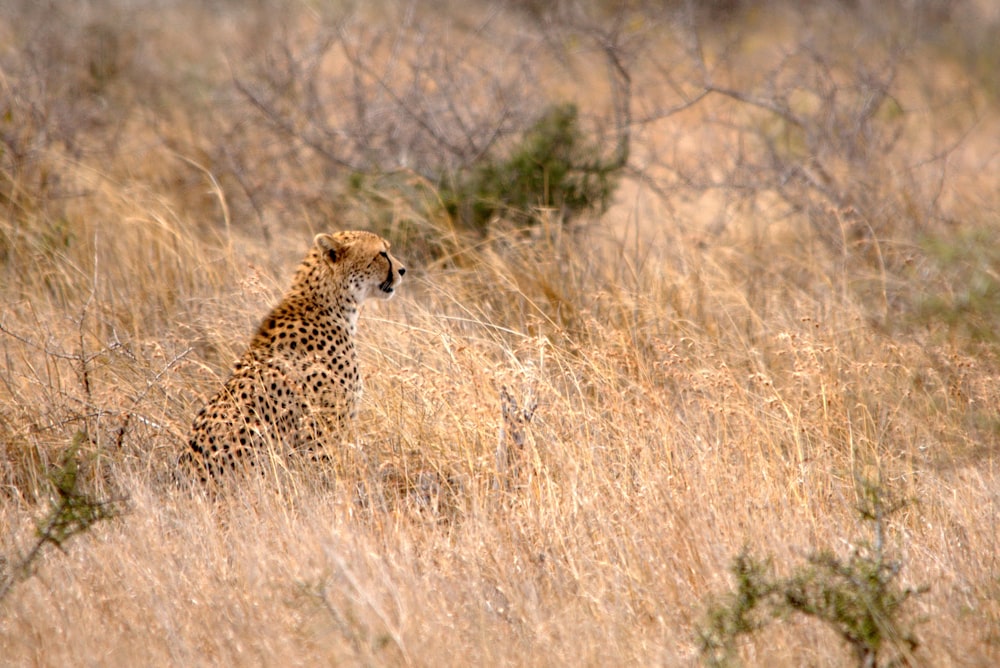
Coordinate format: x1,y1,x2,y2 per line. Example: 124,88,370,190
1,0,998,665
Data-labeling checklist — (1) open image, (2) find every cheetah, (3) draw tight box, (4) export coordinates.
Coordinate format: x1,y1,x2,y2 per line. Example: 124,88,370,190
178,231,405,485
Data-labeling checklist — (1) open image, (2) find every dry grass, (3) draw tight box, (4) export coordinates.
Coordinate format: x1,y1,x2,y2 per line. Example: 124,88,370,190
2,1,999,665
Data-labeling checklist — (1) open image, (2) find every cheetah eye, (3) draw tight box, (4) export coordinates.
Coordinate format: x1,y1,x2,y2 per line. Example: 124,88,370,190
379,251,388,259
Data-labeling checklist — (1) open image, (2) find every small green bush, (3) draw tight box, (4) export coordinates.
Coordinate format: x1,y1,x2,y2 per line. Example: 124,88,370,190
0,433,125,604
440,103,622,232
915,229,1000,347
698,480,924,667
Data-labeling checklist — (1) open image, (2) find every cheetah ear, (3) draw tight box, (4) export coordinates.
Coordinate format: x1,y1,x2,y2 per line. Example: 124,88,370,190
314,233,347,263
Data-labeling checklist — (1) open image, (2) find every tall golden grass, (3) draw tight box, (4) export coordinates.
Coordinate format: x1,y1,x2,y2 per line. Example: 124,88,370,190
2,1,998,665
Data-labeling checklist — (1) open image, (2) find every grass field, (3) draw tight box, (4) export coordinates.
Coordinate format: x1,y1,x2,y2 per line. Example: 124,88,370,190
1,1,999,665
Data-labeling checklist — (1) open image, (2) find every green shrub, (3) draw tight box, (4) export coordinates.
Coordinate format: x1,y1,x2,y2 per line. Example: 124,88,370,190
915,229,1000,347
698,480,924,667
0,433,125,603
440,103,622,232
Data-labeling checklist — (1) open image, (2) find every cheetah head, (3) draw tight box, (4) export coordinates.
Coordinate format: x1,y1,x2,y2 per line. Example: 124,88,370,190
314,231,406,302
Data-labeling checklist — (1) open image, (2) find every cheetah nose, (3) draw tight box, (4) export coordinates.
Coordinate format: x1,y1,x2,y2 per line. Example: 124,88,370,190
398,267,406,276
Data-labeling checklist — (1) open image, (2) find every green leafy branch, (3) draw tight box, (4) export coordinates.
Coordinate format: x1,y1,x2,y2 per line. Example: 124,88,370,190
699,479,925,667
0,433,126,604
